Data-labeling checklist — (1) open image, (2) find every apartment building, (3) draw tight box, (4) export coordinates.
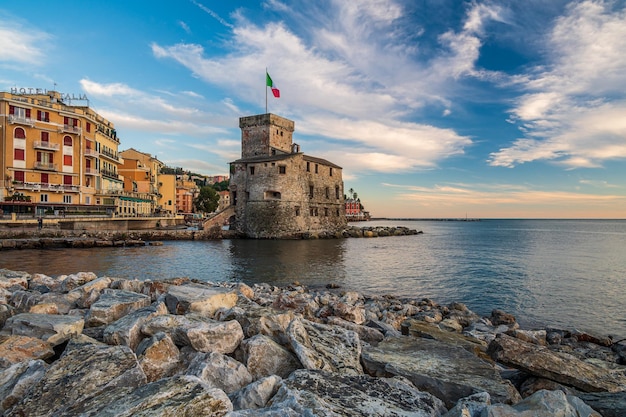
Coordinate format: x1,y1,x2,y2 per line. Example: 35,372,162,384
0,89,124,215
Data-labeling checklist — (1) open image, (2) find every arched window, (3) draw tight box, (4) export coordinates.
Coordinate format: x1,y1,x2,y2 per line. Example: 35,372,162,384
64,136,73,146
14,128,26,139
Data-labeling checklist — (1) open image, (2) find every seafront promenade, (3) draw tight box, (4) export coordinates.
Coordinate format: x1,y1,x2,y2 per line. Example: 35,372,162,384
0,268,624,416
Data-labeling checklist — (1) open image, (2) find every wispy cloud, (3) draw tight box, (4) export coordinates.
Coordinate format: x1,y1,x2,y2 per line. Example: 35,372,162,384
178,20,191,34
0,20,50,65
490,0,626,169
190,0,234,29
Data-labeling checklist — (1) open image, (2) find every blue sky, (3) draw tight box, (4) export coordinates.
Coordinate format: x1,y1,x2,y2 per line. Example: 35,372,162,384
2,0,625,218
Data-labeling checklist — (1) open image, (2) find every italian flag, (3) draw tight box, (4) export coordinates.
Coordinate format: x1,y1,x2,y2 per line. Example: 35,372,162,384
266,72,280,98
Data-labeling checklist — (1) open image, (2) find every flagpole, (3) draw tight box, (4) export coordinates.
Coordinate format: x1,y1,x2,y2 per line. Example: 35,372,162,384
265,67,268,114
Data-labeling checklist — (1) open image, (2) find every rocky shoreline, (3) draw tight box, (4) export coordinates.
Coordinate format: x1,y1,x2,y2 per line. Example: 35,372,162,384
0,268,624,416
0,225,422,250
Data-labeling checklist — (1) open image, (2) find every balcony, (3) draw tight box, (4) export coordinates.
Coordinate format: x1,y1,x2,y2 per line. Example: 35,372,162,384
85,167,99,175
12,182,79,193
59,125,82,135
33,161,58,171
33,141,60,151
84,148,98,157
99,149,119,162
8,115,35,127
100,169,119,180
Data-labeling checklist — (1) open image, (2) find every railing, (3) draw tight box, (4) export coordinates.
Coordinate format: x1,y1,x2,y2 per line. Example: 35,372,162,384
100,169,119,179
33,161,58,171
33,141,60,151
8,115,35,127
60,125,82,135
12,182,79,192
85,167,99,175
84,148,98,157
99,149,119,161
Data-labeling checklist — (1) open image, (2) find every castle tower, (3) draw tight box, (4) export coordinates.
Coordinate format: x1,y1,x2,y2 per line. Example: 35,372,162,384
239,113,295,158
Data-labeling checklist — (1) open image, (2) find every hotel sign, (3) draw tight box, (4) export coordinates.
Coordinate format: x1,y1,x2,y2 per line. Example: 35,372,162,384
10,88,88,101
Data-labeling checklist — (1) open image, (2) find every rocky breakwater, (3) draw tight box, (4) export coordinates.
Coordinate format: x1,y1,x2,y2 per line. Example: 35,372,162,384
0,269,624,416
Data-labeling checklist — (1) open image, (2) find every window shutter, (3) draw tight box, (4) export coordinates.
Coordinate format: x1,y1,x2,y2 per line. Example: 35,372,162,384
64,116,69,125
64,175,72,185
37,110,42,120
41,131,49,141
26,109,31,118
41,173,48,183
9,106,14,115
37,152,42,162
49,153,54,163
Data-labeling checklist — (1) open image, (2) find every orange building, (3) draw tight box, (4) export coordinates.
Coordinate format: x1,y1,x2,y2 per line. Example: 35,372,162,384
1,89,123,215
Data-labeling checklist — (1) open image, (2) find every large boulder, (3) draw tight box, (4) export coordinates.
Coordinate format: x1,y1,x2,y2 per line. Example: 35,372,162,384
165,284,238,316
60,375,232,416
229,369,447,416
186,351,253,394
0,269,29,291
136,331,180,382
287,318,363,376
69,276,113,308
0,359,47,414
6,338,147,416
216,301,296,345
480,389,601,417
0,313,84,346
84,288,151,327
243,334,301,380
488,333,626,392
103,301,168,350
141,313,244,354
229,375,282,411
362,336,521,408
0,335,54,368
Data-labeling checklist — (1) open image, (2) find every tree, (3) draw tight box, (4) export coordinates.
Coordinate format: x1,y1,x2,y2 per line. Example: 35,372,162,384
348,188,354,200
194,186,220,213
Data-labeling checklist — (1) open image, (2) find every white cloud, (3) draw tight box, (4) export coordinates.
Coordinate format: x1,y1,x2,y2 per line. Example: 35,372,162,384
0,20,50,65
490,0,626,168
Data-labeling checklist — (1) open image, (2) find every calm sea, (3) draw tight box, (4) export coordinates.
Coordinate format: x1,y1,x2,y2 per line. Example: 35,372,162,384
1,219,625,339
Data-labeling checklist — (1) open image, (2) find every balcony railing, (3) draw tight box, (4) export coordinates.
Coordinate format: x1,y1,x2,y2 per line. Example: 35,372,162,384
33,141,60,151
100,169,119,179
99,149,119,161
84,148,98,157
33,161,58,171
59,125,82,135
8,115,35,127
85,167,99,175
13,182,80,193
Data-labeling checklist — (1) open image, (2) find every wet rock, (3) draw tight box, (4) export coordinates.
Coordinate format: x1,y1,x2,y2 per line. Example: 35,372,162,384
186,351,253,394
6,339,147,416
234,369,447,416
84,288,151,327
0,313,84,347
491,309,518,327
0,335,54,368
229,375,282,410
362,336,521,408
287,318,363,376
0,359,47,414
165,283,238,316
136,331,180,382
63,375,232,416
243,334,301,380
103,301,168,350
141,313,244,354
487,333,626,392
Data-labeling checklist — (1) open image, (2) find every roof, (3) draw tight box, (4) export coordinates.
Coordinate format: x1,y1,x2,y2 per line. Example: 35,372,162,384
230,152,342,169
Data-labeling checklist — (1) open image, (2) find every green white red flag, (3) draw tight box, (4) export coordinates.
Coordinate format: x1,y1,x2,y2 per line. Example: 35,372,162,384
266,72,280,98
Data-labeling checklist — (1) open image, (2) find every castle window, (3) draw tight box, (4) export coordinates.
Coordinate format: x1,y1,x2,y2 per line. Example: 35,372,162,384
309,185,314,199
264,191,281,200
336,209,340,216
335,186,340,199
324,208,328,216
279,165,286,174
325,187,330,199
295,207,300,216
250,166,255,175
233,191,237,205
315,164,318,173
330,167,333,176
306,162,310,172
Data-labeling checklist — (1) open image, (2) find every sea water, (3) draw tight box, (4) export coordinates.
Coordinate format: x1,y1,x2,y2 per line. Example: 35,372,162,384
1,219,624,339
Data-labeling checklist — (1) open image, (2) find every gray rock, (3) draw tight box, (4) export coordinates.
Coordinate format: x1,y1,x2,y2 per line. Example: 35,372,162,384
234,369,447,416
483,389,601,417
69,276,113,308
6,341,147,416
488,333,626,392
62,375,233,416
287,318,363,376
0,312,84,346
136,331,180,382
216,300,296,345
0,269,30,290
84,288,151,327
443,392,491,417
326,316,384,343
141,313,244,354
362,336,521,408
578,391,626,417
0,359,47,414
186,351,253,394
59,271,98,292
103,301,168,350
165,283,238,316
28,273,64,293
243,334,301,379
37,291,81,314
229,375,282,410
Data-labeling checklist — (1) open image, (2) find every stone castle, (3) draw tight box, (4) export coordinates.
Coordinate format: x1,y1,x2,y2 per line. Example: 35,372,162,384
229,113,346,238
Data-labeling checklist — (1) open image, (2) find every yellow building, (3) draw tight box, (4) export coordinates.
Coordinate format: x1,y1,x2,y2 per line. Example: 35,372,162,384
119,148,165,216
158,173,177,214
0,89,123,215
